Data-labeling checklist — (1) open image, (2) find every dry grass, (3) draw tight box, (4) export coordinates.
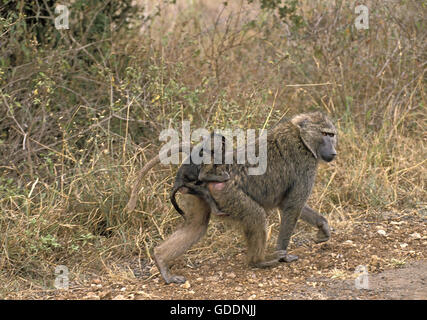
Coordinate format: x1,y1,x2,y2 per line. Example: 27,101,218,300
0,0,425,297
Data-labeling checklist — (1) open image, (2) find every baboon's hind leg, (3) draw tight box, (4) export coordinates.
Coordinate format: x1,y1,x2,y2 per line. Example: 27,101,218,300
153,194,211,284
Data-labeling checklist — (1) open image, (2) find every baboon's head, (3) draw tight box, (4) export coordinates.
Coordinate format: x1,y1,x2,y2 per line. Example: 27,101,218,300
195,132,227,163
291,112,337,162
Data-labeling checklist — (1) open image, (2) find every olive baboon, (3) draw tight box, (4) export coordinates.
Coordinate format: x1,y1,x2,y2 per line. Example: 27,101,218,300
170,133,230,217
153,111,337,283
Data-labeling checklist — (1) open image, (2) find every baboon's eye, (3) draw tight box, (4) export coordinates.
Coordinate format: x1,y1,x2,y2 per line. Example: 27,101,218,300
322,132,335,137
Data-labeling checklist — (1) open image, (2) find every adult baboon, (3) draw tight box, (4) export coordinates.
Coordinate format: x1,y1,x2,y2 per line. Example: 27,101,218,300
154,111,337,284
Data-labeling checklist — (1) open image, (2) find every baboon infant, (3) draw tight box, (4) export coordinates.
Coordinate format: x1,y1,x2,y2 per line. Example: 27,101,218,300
125,133,230,214
171,133,230,217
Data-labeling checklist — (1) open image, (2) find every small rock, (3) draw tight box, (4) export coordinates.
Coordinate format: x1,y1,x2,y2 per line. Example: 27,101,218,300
377,229,387,236
120,287,126,292
84,292,100,300
410,232,421,239
180,281,191,289
226,272,236,279
207,275,220,282
112,294,126,300
400,243,408,248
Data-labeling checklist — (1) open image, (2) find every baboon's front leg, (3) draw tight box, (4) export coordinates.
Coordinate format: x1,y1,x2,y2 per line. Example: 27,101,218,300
300,205,331,243
153,194,211,284
276,202,305,263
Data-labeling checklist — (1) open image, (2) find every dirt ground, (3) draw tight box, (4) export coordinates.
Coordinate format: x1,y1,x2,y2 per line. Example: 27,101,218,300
5,210,426,300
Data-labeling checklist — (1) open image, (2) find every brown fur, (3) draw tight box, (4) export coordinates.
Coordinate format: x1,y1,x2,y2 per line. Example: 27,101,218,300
170,133,230,217
153,112,337,283
153,194,211,284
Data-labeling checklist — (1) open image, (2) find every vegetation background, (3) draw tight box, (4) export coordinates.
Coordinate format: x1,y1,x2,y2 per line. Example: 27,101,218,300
0,0,425,298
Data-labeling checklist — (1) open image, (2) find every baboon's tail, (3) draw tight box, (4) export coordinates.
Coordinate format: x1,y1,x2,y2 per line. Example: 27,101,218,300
126,143,191,212
170,188,186,217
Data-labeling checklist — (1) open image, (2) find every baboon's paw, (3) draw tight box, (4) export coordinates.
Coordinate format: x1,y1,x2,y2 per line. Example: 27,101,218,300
165,275,187,284
314,223,330,243
314,235,329,244
278,253,298,263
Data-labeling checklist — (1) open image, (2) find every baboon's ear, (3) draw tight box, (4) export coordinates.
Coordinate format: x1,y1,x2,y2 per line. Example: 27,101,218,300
291,115,318,159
